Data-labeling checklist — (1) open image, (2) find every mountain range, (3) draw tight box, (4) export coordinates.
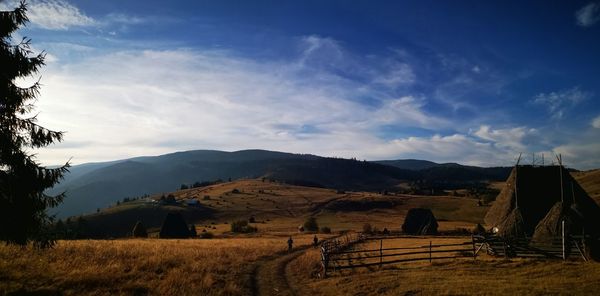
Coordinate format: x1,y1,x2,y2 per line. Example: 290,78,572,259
48,149,512,218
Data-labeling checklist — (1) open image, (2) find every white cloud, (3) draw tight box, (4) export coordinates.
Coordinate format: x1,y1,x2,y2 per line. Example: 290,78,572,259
32,47,443,165
592,115,600,128
576,2,600,27
27,0,95,30
26,36,598,169
532,87,591,119
472,125,536,151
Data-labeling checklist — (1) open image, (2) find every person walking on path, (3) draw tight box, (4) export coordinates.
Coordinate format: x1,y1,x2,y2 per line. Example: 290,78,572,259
313,235,319,248
287,236,294,252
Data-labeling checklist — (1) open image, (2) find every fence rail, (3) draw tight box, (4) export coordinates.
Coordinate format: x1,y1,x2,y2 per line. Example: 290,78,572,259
320,233,594,276
320,236,475,276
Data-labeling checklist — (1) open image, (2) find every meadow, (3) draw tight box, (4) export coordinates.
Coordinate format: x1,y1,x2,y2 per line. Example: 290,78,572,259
0,235,321,296
3,175,600,295
3,235,599,296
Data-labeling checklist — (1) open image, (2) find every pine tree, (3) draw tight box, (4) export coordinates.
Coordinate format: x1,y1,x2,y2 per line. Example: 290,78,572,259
0,1,69,248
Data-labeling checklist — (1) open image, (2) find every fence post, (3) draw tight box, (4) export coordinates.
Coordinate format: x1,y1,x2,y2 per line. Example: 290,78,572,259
471,235,476,260
321,246,328,278
429,241,432,263
379,239,383,268
562,219,566,261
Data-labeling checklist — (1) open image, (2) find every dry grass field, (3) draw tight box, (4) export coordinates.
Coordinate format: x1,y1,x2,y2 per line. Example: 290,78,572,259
3,174,599,295
3,235,599,295
573,169,600,203
290,237,600,296
86,179,488,238
0,235,323,296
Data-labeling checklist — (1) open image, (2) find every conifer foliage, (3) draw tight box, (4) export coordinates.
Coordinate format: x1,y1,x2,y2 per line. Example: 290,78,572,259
0,1,69,247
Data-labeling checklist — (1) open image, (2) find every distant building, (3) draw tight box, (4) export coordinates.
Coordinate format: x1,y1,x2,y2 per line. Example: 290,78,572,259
185,199,199,206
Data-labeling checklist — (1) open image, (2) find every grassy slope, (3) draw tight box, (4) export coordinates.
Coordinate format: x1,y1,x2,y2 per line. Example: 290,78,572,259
0,235,325,296
573,169,600,204
83,179,488,237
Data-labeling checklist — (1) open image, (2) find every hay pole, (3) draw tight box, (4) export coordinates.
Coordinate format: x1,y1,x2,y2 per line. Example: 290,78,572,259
515,153,522,209
557,154,564,203
562,220,566,261
573,240,588,262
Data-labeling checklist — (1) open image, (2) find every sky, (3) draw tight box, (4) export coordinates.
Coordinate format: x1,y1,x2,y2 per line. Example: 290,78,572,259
2,0,600,169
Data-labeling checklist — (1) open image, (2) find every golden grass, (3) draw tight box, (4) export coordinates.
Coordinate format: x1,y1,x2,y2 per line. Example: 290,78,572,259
290,237,600,296
0,235,319,296
299,259,600,295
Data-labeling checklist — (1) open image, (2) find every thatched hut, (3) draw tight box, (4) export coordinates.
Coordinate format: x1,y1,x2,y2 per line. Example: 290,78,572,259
485,165,600,239
402,208,438,235
159,212,190,238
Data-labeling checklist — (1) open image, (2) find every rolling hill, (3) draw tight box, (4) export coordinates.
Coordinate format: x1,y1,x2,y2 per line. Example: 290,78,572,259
73,179,489,238
49,150,421,218
48,149,515,218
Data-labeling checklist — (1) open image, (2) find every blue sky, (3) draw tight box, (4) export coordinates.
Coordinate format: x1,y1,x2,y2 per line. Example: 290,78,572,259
2,0,600,168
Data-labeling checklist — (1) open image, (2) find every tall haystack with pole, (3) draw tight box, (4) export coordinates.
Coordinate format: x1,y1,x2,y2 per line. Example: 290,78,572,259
485,155,600,240
402,208,438,235
159,212,190,238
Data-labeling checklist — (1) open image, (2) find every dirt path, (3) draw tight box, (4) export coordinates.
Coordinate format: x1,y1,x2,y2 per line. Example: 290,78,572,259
250,245,312,296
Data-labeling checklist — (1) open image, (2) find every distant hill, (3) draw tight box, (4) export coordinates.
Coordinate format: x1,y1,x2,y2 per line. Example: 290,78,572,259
377,159,512,184
375,159,440,170
49,150,421,218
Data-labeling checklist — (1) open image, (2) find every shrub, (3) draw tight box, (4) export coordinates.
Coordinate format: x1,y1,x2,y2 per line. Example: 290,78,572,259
203,195,211,200
320,226,331,234
231,189,241,194
189,224,197,237
362,223,373,234
200,232,214,239
249,216,256,223
303,217,319,232
231,220,257,233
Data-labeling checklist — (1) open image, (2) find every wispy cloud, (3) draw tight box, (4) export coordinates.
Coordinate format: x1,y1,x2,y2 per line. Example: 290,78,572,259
472,125,536,151
576,2,600,27
33,47,442,164
592,115,600,128
0,0,96,30
532,87,591,119
25,31,599,169
0,0,147,32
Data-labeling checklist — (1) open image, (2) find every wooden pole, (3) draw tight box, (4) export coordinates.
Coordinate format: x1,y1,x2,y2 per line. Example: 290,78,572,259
321,246,328,277
558,154,564,204
429,241,432,263
515,153,521,209
379,239,383,267
562,219,566,261
471,235,476,260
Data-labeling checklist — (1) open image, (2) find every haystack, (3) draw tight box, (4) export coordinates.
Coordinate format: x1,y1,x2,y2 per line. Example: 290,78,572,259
132,221,148,238
485,165,600,238
496,207,527,238
402,208,438,235
531,202,584,243
159,212,190,238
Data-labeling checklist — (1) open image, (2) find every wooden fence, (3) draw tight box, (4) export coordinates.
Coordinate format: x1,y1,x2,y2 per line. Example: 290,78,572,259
320,236,475,276
320,234,593,276
472,234,590,261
